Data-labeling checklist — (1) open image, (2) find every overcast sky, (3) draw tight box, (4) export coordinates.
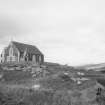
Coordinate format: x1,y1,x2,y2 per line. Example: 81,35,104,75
0,0,105,66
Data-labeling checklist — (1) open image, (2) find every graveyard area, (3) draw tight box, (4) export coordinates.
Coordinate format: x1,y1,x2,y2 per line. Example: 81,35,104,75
0,62,105,105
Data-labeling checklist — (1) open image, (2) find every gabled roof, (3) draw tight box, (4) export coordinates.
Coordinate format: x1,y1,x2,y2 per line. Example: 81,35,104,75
12,41,43,55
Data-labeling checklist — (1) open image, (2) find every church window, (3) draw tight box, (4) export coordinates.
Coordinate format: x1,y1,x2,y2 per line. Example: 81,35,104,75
9,47,13,56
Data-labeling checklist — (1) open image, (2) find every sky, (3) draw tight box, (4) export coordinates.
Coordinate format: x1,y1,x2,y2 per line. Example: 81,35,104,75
0,0,105,66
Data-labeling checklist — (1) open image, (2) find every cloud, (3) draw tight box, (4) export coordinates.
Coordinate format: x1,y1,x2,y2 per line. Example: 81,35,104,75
0,0,105,65
0,14,31,43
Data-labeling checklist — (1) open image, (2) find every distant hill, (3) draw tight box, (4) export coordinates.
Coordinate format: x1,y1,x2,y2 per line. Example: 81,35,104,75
75,63,105,71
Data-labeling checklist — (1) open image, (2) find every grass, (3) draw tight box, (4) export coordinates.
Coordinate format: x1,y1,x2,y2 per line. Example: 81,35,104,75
0,79,104,105
0,70,32,83
0,62,105,105
0,84,54,105
97,79,105,87
39,76,75,90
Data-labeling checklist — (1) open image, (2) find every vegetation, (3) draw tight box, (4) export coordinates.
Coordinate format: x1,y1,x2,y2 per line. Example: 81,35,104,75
0,62,105,105
0,86,54,105
0,84,105,105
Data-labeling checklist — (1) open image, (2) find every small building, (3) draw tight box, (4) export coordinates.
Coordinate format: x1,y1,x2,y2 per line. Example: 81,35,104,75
0,41,44,64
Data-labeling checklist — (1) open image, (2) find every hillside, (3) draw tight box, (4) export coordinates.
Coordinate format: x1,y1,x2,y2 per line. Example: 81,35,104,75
0,62,105,105
75,63,105,71
0,72,104,105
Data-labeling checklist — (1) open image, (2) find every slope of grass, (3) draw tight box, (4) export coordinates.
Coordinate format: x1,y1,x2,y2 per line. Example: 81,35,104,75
0,84,54,105
38,74,76,90
1,62,105,105
0,70,33,85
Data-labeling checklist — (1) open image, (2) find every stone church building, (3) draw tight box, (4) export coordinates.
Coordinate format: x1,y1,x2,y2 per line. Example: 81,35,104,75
0,41,44,64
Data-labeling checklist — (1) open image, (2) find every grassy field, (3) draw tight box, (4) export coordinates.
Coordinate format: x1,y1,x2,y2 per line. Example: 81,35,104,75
0,75,105,105
0,63,105,105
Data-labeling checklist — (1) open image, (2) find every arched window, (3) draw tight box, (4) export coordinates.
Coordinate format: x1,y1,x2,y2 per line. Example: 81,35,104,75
9,47,13,56
39,55,42,62
32,55,36,62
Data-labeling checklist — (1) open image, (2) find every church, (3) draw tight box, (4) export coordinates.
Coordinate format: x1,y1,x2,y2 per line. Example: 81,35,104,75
0,41,44,64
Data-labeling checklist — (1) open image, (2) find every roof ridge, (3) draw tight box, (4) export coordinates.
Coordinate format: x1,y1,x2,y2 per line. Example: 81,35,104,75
12,41,35,46
11,41,43,55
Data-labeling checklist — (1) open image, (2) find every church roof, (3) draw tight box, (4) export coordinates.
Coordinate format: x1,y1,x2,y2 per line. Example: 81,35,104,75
12,41,43,55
